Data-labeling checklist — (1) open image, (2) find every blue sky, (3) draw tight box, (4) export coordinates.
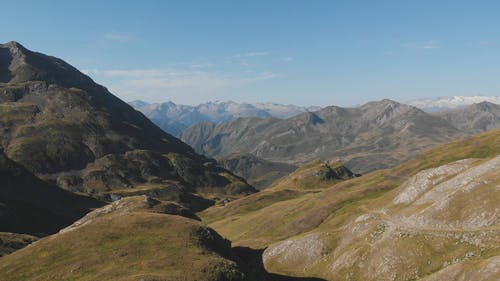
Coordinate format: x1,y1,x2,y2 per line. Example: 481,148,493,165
1,0,500,106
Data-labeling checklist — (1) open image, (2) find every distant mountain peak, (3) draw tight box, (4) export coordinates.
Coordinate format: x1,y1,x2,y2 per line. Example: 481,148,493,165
0,40,95,89
408,95,500,112
361,98,403,109
473,101,497,110
1,41,27,53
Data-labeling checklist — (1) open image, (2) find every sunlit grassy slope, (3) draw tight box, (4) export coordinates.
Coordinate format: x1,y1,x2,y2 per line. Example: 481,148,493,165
200,129,500,259
198,129,500,280
0,196,245,281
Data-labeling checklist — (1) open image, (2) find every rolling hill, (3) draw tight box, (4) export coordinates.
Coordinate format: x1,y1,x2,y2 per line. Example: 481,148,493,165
0,195,330,281
0,196,247,281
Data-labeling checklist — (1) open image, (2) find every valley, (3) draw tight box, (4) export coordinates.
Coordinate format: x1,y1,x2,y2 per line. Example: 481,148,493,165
0,41,498,281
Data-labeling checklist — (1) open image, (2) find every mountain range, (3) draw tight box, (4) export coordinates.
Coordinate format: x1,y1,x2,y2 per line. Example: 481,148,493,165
180,100,500,187
181,100,457,173
129,100,321,136
130,96,500,190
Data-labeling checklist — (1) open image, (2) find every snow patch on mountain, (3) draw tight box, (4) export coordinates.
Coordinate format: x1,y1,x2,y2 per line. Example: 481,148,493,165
408,96,500,112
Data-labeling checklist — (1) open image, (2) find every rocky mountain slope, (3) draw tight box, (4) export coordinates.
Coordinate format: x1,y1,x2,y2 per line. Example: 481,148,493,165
129,100,320,136
0,41,254,211
408,95,500,112
435,101,500,133
181,99,462,174
201,129,500,280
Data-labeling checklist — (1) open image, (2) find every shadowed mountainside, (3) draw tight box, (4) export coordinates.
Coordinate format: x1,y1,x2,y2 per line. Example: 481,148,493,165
0,150,103,236
0,41,255,211
0,232,38,257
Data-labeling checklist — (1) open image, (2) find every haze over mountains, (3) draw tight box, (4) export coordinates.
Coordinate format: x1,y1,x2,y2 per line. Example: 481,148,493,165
129,100,321,136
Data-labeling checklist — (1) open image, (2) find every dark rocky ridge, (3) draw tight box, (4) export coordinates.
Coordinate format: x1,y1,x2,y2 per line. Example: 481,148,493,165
0,41,255,209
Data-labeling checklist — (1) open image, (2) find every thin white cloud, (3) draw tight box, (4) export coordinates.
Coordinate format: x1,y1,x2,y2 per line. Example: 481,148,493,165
83,68,277,103
244,71,277,81
245,51,271,57
103,32,136,42
479,39,500,46
401,40,438,50
277,57,293,62
232,51,271,58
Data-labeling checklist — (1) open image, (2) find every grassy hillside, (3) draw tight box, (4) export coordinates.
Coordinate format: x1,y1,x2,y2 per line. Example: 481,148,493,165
0,196,246,281
198,129,500,280
201,161,357,227
264,153,500,280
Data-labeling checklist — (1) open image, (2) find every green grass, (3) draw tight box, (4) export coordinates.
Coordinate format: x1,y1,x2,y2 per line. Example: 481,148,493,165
0,197,244,281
